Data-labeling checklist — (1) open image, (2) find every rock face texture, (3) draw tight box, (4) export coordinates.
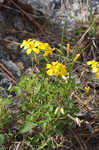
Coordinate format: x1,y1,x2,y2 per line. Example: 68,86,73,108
0,47,21,88
18,0,99,30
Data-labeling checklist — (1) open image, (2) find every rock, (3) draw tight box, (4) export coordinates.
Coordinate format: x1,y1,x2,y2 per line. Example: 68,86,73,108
0,44,21,89
4,36,20,54
17,0,99,30
0,78,11,89
16,61,24,71
13,15,24,31
18,0,52,14
0,59,21,89
0,0,4,3
1,60,21,77
0,45,10,60
19,53,33,68
0,13,7,39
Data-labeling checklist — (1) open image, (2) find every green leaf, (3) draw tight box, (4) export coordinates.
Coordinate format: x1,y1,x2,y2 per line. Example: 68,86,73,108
68,102,73,109
0,134,4,145
0,98,3,104
0,147,5,150
56,129,62,136
5,99,12,105
34,83,41,95
15,87,22,95
38,141,47,150
20,122,35,133
42,122,47,129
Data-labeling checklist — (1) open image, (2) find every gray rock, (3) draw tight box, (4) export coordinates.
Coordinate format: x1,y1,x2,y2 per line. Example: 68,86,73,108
20,53,32,68
13,15,24,31
0,45,10,60
1,60,21,77
17,0,99,30
0,59,21,89
4,36,20,54
0,78,11,89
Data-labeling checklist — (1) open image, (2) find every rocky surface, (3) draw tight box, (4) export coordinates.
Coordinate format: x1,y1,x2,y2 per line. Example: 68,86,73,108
17,0,99,30
0,1,45,91
0,7,29,90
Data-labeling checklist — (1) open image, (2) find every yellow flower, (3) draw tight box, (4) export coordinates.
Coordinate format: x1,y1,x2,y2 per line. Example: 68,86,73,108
67,43,70,55
20,39,55,57
87,60,99,79
73,54,80,62
87,60,99,67
46,61,58,76
34,40,41,47
52,61,58,66
43,47,55,57
92,66,98,73
87,60,96,65
20,39,40,55
47,69,54,76
20,39,32,49
26,42,40,55
46,64,52,69
40,43,50,50
43,48,53,57
26,49,33,55
38,42,55,56
85,86,90,92
96,68,99,79
46,61,67,77
32,47,40,54
96,72,99,79
56,63,67,77
91,63,99,73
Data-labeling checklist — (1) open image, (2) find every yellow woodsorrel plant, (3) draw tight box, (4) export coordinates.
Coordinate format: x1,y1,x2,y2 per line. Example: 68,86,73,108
0,39,81,150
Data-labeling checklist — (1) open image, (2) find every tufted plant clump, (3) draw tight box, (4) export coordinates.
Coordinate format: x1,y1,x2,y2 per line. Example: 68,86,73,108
0,5,99,149
6,39,83,149
0,39,83,149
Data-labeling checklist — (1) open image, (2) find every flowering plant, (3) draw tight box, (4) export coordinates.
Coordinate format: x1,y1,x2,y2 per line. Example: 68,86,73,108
20,39,55,56
87,60,99,79
46,61,67,78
